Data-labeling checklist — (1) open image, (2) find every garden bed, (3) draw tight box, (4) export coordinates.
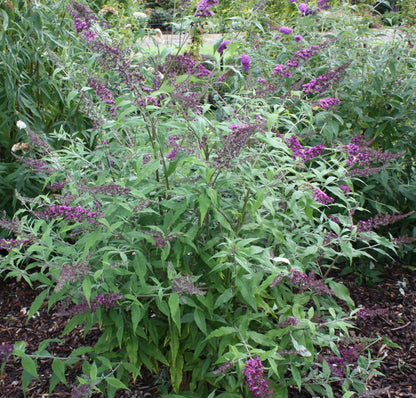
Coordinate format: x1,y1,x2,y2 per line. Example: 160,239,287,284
1,265,415,397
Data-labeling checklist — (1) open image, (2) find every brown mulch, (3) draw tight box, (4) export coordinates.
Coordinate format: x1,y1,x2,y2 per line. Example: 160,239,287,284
0,265,415,397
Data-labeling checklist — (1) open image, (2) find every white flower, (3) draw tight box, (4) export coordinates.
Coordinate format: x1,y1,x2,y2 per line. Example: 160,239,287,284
133,11,147,19
16,120,27,130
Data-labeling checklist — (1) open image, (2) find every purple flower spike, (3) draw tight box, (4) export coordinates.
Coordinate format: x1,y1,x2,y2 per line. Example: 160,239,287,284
313,188,334,205
242,356,274,398
279,26,293,35
240,54,251,71
217,40,231,54
294,35,303,42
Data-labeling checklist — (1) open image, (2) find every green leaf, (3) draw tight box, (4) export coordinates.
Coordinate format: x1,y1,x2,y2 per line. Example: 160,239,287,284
205,327,236,341
382,337,402,349
21,356,39,379
170,354,184,393
106,377,130,390
27,289,49,319
194,308,207,335
51,359,67,385
131,302,144,334
291,364,302,390
168,293,181,332
327,280,355,309
82,278,92,304
199,191,211,226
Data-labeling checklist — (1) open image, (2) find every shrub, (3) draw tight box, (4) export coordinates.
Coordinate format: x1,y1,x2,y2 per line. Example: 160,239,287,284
1,1,415,397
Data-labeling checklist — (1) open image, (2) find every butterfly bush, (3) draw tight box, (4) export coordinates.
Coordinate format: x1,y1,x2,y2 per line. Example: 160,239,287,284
2,1,414,396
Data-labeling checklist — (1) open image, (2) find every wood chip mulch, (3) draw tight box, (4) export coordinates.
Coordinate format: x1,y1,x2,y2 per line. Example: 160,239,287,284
0,264,415,397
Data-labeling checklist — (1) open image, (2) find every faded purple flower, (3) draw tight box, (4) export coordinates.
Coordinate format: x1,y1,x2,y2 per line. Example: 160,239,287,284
240,54,251,71
79,184,130,196
242,356,274,398
46,181,68,191
294,35,303,42
55,254,93,292
328,215,340,223
58,291,123,316
279,26,293,35
213,123,265,168
172,274,206,297
0,238,31,251
71,383,92,398
356,211,414,234
0,344,13,364
213,360,233,375
392,235,415,245
277,316,299,327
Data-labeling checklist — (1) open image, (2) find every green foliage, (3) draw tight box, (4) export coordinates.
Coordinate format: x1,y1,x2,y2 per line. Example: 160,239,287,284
0,0,88,216
1,1,416,397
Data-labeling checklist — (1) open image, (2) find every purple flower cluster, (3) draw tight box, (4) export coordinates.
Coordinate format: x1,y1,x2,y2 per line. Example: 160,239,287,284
0,238,31,251
356,211,414,234
35,204,105,224
242,356,274,398
58,291,123,316
347,164,388,177
87,77,115,105
240,54,251,72
15,156,58,175
287,135,325,161
288,269,334,295
0,343,13,363
217,40,231,54
164,54,211,78
272,63,292,78
194,0,218,17
66,0,98,33
303,61,352,94
279,26,293,35
298,2,313,16
273,40,335,79
317,97,340,110
313,188,334,205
